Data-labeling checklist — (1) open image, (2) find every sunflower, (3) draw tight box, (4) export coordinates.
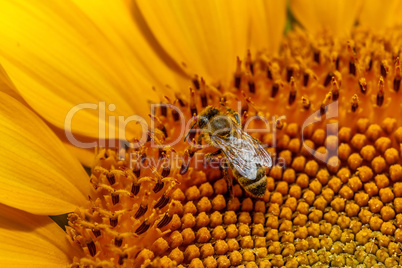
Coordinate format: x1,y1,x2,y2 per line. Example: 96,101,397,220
1,0,402,267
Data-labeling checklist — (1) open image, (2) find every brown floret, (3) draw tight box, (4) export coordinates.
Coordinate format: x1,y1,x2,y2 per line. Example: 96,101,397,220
213,179,227,195
339,185,354,200
184,245,200,262
296,173,309,188
288,138,301,153
303,189,316,205
366,124,382,141
289,184,302,199
269,165,283,180
381,206,395,221
380,221,396,235
169,248,184,264
338,127,352,142
214,240,229,255
200,243,214,258
308,210,323,223
229,251,242,266
293,213,307,226
203,256,216,268
305,160,319,177
348,153,363,171
375,137,391,153
211,195,226,211
292,155,306,172
382,117,396,134
384,148,399,164
195,212,210,229
225,224,238,238
369,216,383,231
324,210,339,225
379,187,394,203
199,182,214,197
216,256,230,268
345,202,360,217
338,143,352,161
371,156,386,174
364,181,379,197
196,227,211,243
238,224,251,236
282,168,296,183
358,209,372,224
389,164,402,182
351,133,367,150
209,211,223,228
354,191,369,206
313,195,328,210
360,145,376,162
337,167,351,183
227,238,239,251
357,166,373,183
368,198,383,213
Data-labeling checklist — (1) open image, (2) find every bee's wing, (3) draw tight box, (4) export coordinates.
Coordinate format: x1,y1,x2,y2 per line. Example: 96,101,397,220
211,124,272,180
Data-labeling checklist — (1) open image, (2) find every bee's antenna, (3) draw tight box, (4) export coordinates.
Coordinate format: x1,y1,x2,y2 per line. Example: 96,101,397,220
184,121,197,142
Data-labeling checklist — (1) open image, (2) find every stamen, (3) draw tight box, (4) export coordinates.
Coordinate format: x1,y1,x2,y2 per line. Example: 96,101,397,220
106,173,115,185
286,67,293,82
271,80,280,98
87,241,96,257
134,204,148,219
359,78,367,94
303,72,309,87
200,78,208,107
351,94,359,112
247,72,255,93
160,103,167,117
313,50,320,63
381,60,388,78
157,213,172,228
288,76,296,105
302,96,310,110
377,76,385,106
324,72,333,87
190,88,197,116
247,50,254,75
111,193,120,205
235,57,242,89
110,217,118,227
154,194,170,209
320,92,332,115
394,57,401,92
153,181,164,193
114,237,123,247
192,75,200,90
92,229,101,238
135,221,150,235
331,77,339,101
131,183,141,195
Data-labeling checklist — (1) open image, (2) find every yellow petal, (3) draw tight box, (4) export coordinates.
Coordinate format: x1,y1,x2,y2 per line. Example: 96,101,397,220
0,0,182,140
359,0,402,30
249,0,287,55
0,92,89,215
290,0,363,36
0,204,79,267
64,142,95,168
134,0,251,84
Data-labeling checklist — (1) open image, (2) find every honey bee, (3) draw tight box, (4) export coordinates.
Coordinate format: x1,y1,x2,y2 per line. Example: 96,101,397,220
185,105,272,197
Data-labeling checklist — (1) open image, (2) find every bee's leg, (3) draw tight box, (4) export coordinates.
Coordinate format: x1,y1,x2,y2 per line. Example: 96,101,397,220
196,133,205,145
221,159,234,199
204,149,222,162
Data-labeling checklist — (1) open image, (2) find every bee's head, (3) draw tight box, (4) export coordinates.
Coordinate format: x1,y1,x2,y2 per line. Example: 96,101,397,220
197,107,220,128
